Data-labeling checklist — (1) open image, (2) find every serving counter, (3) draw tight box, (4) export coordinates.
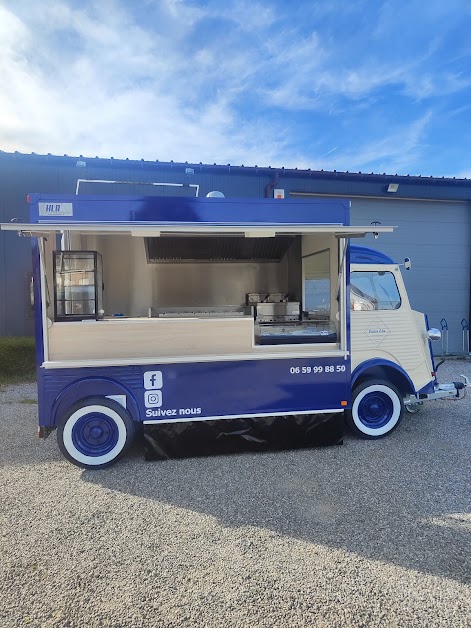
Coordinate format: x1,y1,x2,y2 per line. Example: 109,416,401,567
47,317,341,363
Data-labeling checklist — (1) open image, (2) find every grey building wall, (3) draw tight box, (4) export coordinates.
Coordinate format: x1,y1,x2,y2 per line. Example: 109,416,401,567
1,151,470,355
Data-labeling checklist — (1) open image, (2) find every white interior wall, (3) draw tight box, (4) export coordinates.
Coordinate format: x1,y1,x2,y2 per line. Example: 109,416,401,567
150,260,288,307
81,234,153,316
302,234,338,316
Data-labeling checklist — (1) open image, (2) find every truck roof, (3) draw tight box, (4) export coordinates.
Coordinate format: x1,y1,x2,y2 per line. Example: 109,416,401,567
350,245,395,265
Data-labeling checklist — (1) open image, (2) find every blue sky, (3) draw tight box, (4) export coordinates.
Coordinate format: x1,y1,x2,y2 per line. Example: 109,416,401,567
1,0,470,177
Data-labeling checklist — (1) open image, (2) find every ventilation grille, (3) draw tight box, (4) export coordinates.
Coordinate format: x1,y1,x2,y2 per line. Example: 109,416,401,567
146,236,294,262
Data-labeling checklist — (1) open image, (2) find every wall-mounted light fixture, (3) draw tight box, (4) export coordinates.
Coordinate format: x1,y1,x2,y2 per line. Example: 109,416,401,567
387,183,399,193
371,221,381,239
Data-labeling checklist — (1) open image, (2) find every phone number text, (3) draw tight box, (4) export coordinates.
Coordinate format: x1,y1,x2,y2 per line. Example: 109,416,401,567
289,365,346,374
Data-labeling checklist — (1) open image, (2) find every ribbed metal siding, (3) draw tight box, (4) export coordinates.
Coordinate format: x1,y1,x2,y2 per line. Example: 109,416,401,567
0,204,6,336
0,158,50,336
350,197,471,354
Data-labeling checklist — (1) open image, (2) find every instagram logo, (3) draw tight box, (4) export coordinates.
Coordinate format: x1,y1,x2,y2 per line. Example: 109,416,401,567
145,390,162,408
144,371,163,407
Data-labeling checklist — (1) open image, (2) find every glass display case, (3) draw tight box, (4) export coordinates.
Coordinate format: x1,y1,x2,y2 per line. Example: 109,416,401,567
257,320,337,345
53,251,104,321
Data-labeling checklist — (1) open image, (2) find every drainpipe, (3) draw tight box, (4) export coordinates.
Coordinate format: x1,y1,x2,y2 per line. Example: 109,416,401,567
264,172,280,198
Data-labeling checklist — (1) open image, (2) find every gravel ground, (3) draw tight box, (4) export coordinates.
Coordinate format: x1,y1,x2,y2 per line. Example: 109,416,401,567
0,360,470,627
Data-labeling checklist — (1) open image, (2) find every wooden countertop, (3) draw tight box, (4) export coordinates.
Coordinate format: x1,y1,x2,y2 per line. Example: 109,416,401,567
48,316,255,361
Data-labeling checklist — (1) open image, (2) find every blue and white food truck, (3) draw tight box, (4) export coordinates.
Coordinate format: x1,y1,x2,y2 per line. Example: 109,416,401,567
1,194,468,468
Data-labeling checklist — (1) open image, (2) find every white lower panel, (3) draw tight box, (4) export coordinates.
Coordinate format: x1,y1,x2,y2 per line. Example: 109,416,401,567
143,408,344,425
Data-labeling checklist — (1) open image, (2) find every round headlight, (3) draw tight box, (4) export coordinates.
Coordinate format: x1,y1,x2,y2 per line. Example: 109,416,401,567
427,328,441,341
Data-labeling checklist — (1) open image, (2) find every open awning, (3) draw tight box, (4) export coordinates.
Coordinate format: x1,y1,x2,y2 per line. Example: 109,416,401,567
0,222,395,237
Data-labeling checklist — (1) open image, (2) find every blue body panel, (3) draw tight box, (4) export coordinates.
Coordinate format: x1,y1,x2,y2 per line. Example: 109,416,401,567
38,356,351,428
29,194,350,226
351,359,416,394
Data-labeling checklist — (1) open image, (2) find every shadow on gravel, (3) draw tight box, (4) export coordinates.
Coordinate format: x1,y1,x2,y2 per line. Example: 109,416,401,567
3,376,469,585
82,407,471,586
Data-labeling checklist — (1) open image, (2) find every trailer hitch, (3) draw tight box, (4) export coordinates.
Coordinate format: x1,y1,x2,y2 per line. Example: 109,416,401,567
452,375,470,398
406,375,470,408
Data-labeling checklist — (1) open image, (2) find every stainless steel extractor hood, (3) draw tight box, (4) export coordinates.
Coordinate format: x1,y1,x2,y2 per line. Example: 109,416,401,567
145,235,295,263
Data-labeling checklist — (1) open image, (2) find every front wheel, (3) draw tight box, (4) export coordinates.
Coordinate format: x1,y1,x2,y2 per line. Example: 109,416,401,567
345,379,404,439
57,397,135,469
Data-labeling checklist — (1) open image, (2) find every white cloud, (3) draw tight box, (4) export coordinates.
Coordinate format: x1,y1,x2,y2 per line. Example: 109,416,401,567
0,2,263,163
311,113,433,175
0,0,469,175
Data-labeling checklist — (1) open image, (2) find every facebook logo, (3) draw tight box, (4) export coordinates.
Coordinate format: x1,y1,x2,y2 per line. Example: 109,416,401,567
144,371,163,390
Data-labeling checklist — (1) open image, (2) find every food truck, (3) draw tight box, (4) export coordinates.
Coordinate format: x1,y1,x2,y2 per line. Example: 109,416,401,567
1,194,468,468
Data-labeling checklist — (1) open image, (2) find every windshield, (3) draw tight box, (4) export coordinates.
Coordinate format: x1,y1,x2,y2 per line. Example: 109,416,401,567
350,271,401,311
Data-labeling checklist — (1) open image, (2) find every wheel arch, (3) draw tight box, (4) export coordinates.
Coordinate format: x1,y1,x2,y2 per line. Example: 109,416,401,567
51,377,141,428
352,359,415,396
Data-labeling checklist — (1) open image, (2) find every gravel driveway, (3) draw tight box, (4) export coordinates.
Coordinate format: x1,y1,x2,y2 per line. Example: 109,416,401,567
1,360,470,627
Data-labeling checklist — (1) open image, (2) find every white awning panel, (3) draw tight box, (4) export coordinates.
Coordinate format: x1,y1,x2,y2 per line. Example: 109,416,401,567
0,223,395,237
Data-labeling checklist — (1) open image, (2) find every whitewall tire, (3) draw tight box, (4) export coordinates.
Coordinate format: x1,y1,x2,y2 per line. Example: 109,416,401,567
57,397,135,469
346,379,404,439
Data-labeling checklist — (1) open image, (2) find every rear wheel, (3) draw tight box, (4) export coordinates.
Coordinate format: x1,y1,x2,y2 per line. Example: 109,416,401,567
346,379,404,439
57,397,135,469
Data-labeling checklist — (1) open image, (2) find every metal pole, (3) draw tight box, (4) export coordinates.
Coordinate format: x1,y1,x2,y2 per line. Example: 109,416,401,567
461,319,469,355
440,318,448,356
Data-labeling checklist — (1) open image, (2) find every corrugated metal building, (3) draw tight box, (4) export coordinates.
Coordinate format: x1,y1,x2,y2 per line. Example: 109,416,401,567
1,150,470,353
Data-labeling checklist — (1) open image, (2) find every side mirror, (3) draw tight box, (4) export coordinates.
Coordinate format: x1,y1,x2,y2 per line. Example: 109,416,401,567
427,328,441,341
404,257,411,271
